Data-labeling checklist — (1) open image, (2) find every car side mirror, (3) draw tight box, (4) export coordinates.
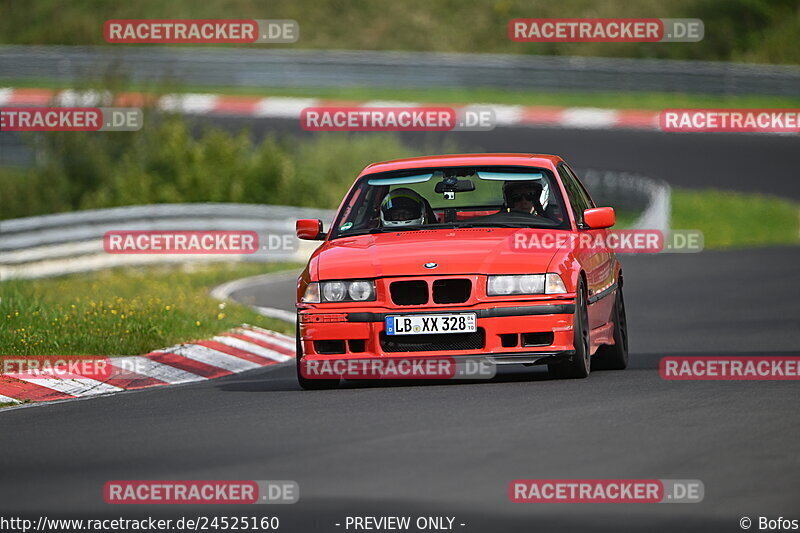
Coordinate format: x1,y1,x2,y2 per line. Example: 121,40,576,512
296,219,326,240
583,207,615,229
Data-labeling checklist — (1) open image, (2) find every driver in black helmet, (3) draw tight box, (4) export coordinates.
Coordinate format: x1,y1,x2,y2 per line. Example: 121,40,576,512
503,180,544,216
379,188,427,227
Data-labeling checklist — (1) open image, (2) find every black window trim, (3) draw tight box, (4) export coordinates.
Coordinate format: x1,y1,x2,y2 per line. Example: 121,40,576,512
328,165,571,240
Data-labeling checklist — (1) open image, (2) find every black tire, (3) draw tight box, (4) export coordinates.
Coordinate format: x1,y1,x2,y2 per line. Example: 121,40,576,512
296,322,340,390
592,284,629,371
548,277,590,379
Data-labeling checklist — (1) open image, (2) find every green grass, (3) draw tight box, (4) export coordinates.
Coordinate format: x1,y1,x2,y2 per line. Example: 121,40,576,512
0,262,301,356
671,188,800,248
7,79,800,111
1,0,799,64
612,210,641,229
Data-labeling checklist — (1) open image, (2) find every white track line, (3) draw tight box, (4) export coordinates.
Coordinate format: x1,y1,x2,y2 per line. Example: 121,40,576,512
211,336,291,363
109,356,205,385
13,377,123,397
362,100,420,108
54,89,112,106
243,324,295,343
159,93,219,114
561,107,619,129
481,104,523,125
0,394,21,404
253,306,298,323
166,344,263,373
255,97,319,118
235,328,295,352
0,88,12,106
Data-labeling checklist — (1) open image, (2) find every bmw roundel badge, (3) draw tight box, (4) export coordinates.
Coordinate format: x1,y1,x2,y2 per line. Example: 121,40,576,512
424,262,438,269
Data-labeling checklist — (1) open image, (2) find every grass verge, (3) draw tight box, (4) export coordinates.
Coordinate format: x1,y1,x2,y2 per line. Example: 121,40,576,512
0,262,302,357
671,188,800,248
1,0,798,64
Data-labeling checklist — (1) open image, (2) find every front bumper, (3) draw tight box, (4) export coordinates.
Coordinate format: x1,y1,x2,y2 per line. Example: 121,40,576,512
298,301,576,364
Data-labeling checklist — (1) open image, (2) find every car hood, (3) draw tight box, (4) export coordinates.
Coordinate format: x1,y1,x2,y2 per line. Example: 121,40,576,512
315,228,564,279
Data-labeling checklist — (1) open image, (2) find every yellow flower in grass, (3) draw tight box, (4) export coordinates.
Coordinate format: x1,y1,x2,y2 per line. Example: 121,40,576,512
195,321,201,326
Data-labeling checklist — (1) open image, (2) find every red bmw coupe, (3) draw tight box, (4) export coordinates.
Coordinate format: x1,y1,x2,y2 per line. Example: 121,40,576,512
295,154,628,389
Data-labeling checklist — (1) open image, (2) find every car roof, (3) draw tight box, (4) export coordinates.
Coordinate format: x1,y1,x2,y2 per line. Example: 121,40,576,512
358,153,564,177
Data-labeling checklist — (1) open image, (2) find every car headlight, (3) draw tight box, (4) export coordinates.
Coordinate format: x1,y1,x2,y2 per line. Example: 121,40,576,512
304,280,376,303
487,274,567,296
348,281,374,301
322,281,347,301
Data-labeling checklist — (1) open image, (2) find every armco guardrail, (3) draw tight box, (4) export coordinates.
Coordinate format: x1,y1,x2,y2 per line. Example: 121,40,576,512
0,170,669,281
0,45,798,96
581,169,671,233
0,203,336,280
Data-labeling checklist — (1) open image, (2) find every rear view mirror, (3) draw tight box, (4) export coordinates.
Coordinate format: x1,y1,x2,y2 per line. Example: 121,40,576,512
434,179,475,193
296,219,325,240
583,207,615,229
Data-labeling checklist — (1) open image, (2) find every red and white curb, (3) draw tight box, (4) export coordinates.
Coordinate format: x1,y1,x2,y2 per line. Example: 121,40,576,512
0,87,661,131
0,324,294,406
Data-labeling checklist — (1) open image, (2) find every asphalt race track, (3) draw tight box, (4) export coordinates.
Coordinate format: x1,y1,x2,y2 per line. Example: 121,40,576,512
1,247,799,531
204,117,800,199
1,126,799,532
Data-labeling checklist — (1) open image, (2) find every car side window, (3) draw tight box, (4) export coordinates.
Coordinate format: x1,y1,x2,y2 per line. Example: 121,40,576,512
557,164,589,226
564,165,595,209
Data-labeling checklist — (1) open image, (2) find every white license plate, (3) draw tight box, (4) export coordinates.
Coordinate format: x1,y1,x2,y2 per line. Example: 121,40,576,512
385,313,477,336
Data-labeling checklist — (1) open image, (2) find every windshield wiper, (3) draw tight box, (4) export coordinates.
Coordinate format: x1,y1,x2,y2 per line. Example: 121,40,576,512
458,222,533,228
340,226,426,237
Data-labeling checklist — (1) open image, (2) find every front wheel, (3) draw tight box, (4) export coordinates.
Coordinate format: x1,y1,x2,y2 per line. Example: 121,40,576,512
592,284,629,371
296,322,340,390
548,278,590,379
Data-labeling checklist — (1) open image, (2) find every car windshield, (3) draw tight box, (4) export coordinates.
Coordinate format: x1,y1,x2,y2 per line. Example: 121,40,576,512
329,166,570,239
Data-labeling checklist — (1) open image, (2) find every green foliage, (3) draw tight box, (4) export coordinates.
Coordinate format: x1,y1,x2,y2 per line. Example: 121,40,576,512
0,0,798,63
0,116,416,219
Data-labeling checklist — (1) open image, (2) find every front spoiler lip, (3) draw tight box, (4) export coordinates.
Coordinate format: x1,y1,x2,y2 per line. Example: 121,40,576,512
437,351,575,366
485,350,574,365
344,303,575,323
302,350,575,365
